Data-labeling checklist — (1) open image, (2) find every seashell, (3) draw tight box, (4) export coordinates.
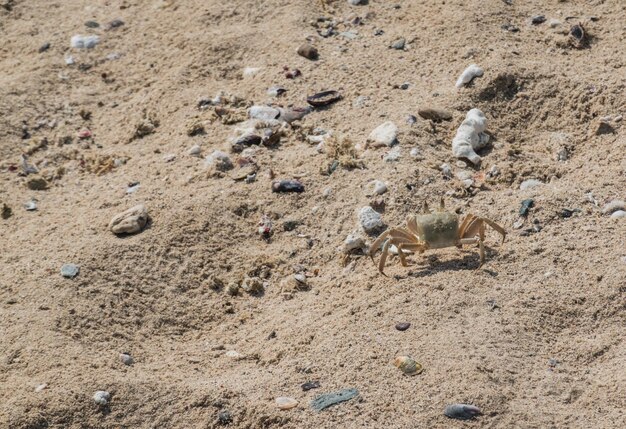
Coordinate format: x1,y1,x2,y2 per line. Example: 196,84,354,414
306,90,342,107
394,356,423,375
444,403,482,420
272,180,304,193
275,397,298,410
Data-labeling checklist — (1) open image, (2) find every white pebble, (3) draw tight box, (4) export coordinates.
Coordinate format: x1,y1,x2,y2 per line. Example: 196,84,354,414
610,210,626,219
455,64,484,88
549,19,562,28
93,391,110,406
520,179,543,190
409,147,422,158
368,121,398,147
344,233,365,252
369,180,387,195
383,147,401,162
248,105,280,121
225,350,243,359
359,206,384,232
70,35,100,49
35,383,47,393
188,145,201,156
322,188,332,198
64,55,75,65
440,163,453,178
205,150,233,170
452,108,489,165
119,353,134,365
242,67,261,78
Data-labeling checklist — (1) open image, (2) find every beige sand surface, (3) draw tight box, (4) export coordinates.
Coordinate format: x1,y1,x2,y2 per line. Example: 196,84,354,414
1,0,625,427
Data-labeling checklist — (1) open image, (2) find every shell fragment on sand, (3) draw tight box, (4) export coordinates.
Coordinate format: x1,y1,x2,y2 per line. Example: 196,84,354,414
451,108,489,165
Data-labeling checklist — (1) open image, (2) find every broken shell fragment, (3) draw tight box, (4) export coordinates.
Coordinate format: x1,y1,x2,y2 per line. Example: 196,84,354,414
394,356,423,375
452,108,489,165
272,180,304,193
455,64,484,88
444,403,482,420
306,90,342,107
276,397,298,410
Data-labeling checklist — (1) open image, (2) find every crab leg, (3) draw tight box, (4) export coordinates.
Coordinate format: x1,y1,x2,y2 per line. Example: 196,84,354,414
378,239,392,274
482,218,506,244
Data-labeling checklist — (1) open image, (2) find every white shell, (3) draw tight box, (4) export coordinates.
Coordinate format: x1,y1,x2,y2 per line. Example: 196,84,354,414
452,108,489,165
455,64,484,88
275,397,298,410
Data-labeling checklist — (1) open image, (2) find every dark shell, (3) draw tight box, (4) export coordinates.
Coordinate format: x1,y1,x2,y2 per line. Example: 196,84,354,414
272,180,304,193
306,90,342,108
444,404,482,420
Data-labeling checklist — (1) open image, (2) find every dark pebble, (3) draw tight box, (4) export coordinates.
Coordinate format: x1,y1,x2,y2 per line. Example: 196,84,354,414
444,404,482,420
297,43,318,60
531,15,546,24
395,322,411,331
301,381,320,391
272,180,304,193
108,19,125,29
417,107,452,122
519,199,534,217
560,208,573,218
85,20,100,28
501,23,519,32
38,42,50,53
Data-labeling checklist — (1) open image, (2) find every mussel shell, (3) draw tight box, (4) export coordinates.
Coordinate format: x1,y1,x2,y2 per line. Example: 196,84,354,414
306,90,342,107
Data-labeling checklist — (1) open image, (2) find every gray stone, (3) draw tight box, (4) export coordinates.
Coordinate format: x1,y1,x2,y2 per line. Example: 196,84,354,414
390,38,405,50
60,264,80,278
520,179,543,191
368,121,398,147
93,391,110,406
359,206,383,232
310,388,359,412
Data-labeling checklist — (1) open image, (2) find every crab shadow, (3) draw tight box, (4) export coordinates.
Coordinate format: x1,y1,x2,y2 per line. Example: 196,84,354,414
404,248,500,278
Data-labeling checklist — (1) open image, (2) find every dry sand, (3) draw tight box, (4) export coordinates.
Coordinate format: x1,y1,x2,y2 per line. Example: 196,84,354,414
1,0,625,427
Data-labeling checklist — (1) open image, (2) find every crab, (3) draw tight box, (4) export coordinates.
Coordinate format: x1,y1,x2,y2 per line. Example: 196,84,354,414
369,199,506,274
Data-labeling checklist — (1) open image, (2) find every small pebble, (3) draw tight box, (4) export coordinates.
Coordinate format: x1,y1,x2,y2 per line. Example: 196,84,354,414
85,20,100,28
297,43,318,60
440,163,453,178
390,38,405,50
205,151,233,171
34,383,47,393
519,199,534,216
294,273,307,285
302,381,321,391
38,42,50,53
409,147,422,158
93,391,111,406
119,353,134,365
348,0,365,5
225,350,243,359
65,55,75,65
418,107,452,122
368,121,398,147
444,404,482,420
126,183,140,194
248,105,280,121
531,15,546,25
70,35,100,49
383,147,401,162
358,206,383,232
272,180,304,193
344,234,365,253
24,200,37,211
520,179,543,190
26,177,49,190
369,180,387,195
60,264,80,278
406,114,417,125
549,18,562,28
107,19,124,29
395,322,410,331
276,397,298,410
109,204,148,235
188,145,202,156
